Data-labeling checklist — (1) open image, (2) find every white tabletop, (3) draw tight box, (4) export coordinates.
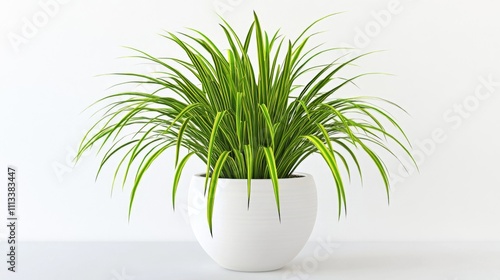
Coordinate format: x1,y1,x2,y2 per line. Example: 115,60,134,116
1,242,499,280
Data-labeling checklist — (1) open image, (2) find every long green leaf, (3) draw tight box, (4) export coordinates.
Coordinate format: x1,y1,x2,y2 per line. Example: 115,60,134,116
263,146,281,222
172,151,195,210
207,151,231,236
204,111,226,194
303,135,346,217
244,144,253,208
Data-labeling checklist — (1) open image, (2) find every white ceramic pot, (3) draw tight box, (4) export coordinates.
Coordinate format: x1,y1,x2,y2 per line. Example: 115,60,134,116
188,173,317,272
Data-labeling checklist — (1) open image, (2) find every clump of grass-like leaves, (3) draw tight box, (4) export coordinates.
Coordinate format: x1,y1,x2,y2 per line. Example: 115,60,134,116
77,13,415,235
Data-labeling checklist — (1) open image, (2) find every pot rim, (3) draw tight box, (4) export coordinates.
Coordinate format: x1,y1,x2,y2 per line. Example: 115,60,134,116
193,172,312,181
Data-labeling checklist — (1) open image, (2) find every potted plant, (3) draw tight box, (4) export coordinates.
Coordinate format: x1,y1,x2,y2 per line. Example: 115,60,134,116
77,13,415,272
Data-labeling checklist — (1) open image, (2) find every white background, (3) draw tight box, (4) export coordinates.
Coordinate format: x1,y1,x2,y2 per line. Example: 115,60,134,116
1,0,499,244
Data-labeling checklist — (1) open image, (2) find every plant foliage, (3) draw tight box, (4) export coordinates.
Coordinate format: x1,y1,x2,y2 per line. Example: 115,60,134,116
77,13,416,235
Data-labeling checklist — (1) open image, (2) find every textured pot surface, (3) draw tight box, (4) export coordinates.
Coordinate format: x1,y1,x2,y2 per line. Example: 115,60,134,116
188,173,317,272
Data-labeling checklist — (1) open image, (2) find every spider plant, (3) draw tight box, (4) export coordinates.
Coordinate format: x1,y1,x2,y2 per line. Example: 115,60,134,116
77,13,415,235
